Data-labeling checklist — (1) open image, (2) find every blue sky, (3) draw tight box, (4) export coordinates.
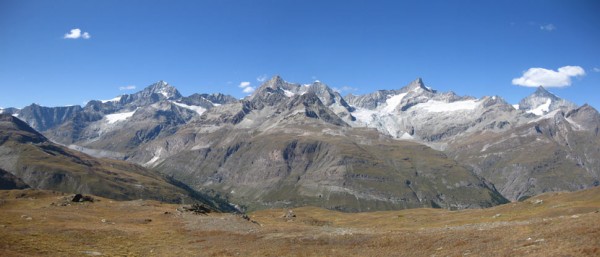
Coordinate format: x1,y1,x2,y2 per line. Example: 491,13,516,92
1,0,599,109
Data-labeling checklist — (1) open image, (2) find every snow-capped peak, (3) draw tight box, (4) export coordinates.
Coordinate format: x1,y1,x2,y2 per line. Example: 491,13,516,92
518,86,577,116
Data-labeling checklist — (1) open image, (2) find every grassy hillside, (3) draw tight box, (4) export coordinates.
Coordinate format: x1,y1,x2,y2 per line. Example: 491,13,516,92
0,187,598,256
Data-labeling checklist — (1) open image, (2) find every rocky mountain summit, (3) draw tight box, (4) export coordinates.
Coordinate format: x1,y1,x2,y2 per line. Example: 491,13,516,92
517,86,578,116
2,76,598,209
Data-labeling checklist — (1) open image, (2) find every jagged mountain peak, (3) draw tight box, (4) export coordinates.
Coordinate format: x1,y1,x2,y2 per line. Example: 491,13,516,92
400,77,435,94
532,86,558,99
142,80,182,99
263,75,286,89
518,86,577,116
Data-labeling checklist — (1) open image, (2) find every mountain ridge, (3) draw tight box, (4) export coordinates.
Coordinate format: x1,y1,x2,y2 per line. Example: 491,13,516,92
3,76,598,208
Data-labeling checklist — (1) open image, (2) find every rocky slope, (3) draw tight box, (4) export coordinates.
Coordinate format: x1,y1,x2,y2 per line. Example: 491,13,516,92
344,79,599,200
446,104,600,200
125,77,507,211
0,114,234,211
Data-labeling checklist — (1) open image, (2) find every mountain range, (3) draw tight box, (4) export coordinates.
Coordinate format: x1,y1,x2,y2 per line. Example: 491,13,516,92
1,76,598,211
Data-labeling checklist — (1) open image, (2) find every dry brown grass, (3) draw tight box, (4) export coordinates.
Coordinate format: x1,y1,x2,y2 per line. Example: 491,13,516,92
0,187,599,256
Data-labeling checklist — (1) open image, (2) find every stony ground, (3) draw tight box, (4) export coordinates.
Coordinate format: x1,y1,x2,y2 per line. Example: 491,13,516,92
0,188,599,256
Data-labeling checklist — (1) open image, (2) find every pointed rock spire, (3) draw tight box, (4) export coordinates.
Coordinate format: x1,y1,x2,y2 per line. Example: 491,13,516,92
143,80,182,99
401,77,434,93
533,86,554,98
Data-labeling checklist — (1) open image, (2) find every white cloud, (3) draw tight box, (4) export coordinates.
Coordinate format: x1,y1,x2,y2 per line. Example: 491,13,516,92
256,74,268,83
119,85,136,90
512,66,585,87
593,67,600,73
239,81,255,94
64,28,91,39
332,86,358,93
540,24,556,31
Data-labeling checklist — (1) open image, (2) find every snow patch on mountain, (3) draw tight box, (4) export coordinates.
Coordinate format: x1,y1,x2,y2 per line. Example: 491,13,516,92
158,88,170,98
171,101,207,115
105,109,137,124
101,96,122,103
512,104,520,110
526,99,551,116
352,93,408,125
352,109,377,125
382,93,407,113
528,109,561,124
144,148,163,167
400,132,414,140
416,99,480,113
283,89,295,98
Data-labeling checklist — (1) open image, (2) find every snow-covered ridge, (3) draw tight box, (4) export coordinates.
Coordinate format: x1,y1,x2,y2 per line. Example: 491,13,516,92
105,109,137,124
351,93,407,125
171,101,207,115
416,99,480,113
528,109,560,124
101,96,122,103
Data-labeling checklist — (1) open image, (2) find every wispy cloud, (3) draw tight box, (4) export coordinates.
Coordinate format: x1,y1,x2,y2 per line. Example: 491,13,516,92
540,24,556,31
256,74,268,83
593,67,600,73
239,81,255,94
333,86,358,94
119,85,136,90
512,66,585,87
64,28,91,39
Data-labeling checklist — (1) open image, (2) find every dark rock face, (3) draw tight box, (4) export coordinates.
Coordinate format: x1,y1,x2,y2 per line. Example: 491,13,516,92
0,168,29,190
71,193,94,202
18,104,83,132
